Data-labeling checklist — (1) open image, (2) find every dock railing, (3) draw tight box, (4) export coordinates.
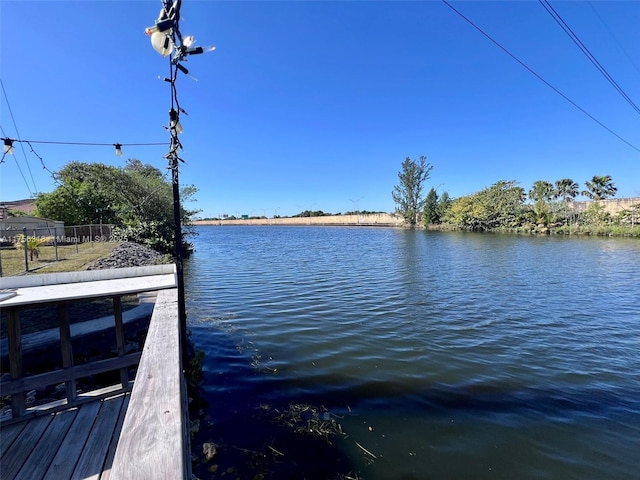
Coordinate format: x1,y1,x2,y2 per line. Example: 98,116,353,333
110,287,190,479
1,263,191,479
0,265,177,423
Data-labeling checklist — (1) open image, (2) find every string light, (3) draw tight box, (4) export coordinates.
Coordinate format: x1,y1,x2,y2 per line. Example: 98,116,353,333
3,138,13,155
145,0,214,362
168,109,183,134
114,143,123,157
1,138,166,149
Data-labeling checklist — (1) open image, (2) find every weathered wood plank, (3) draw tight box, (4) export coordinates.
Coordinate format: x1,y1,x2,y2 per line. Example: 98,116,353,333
99,394,130,480
110,288,186,480
0,414,52,479
0,353,141,397
112,296,129,388
7,383,132,429
43,400,101,480
0,421,27,458
14,409,77,479
7,308,25,418
58,303,77,403
71,395,125,480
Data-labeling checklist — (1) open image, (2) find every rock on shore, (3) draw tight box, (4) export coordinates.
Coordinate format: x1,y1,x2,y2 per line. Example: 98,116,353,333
87,241,168,269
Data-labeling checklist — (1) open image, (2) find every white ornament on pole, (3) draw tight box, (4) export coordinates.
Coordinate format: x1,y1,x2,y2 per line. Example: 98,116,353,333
150,31,174,57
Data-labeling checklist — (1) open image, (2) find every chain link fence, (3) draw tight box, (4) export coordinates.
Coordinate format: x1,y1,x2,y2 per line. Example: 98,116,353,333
0,224,116,275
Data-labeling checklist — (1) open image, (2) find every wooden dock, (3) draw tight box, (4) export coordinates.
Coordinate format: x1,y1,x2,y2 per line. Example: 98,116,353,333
2,392,129,479
0,265,190,479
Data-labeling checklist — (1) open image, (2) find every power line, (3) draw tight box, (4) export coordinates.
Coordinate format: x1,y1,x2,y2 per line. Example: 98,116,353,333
1,78,38,194
1,139,167,147
441,0,640,154
0,125,34,196
539,0,640,116
588,1,640,76
8,138,175,218
1,135,171,199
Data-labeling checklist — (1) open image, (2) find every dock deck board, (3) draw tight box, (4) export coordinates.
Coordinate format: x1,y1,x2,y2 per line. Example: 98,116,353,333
1,271,185,480
0,394,128,480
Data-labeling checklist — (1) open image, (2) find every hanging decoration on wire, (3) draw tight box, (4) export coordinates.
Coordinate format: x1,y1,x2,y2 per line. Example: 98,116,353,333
0,138,166,163
144,0,215,168
144,0,215,336
145,0,216,73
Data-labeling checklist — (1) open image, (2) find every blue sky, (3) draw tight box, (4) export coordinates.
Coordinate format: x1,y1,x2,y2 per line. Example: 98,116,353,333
1,1,639,218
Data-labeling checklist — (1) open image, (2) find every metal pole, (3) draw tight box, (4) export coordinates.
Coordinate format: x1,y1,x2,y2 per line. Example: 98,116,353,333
171,155,188,366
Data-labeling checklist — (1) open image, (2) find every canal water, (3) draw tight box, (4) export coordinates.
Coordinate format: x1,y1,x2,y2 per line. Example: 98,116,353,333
185,226,640,480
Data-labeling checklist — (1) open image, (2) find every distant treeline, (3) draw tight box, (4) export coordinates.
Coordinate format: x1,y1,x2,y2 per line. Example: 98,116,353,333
423,178,640,236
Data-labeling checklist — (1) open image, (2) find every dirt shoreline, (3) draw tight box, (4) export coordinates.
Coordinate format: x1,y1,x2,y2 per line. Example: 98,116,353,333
194,212,404,227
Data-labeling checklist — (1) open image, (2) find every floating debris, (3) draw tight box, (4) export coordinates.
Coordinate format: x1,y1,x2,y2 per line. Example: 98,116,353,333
354,440,377,459
273,403,346,444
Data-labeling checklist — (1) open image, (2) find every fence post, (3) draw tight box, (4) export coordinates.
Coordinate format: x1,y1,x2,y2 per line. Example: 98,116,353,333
23,227,29,272
51,226,59,261
74,226,79,254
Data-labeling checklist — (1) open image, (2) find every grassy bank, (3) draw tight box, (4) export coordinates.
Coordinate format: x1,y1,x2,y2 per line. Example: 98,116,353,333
0,241,120,277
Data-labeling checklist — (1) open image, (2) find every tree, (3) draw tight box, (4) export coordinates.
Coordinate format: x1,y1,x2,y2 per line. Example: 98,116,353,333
554,178,579,226
436,191,452,221
528,180,554,226
36,161,125,225
392,156,433,226
554,178,579,204
15,234,47,261
442,180,526,230
582,175,617,201
35,160,198,255
422,188,439,226
528,180,554,204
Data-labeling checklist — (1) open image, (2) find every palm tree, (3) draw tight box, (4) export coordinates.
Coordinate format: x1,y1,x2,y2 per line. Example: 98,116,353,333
554,178,579,203
529,180,554,203
528,180,554,226
15,234,47,261
582,175,617,201
554,178,579,226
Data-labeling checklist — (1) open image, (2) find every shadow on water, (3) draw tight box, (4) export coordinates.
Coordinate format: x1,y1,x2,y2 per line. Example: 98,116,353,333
191,366,360,479
192,353,640,480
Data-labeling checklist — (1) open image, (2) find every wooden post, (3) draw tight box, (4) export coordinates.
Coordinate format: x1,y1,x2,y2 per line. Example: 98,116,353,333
113,296,129,388
52,226,59,261
7,308,25,417
58,303,77,403
23,227,28,272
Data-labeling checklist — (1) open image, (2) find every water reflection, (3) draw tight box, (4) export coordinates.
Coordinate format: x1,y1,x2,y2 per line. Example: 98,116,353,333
185,227,640,480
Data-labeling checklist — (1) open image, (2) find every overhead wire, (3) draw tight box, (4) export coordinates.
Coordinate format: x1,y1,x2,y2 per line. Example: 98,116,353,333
1,139,167,147
0,125,33,196
13,138,174,222
441,0,640,154
1,78,38,194
538,0,640,116
587,1,640,76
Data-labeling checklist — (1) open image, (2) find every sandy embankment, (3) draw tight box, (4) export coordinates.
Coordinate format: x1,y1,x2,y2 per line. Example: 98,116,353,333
194,213,405,227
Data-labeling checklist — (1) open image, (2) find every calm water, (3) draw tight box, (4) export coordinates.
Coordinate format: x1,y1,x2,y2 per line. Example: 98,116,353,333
184,226,640,480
